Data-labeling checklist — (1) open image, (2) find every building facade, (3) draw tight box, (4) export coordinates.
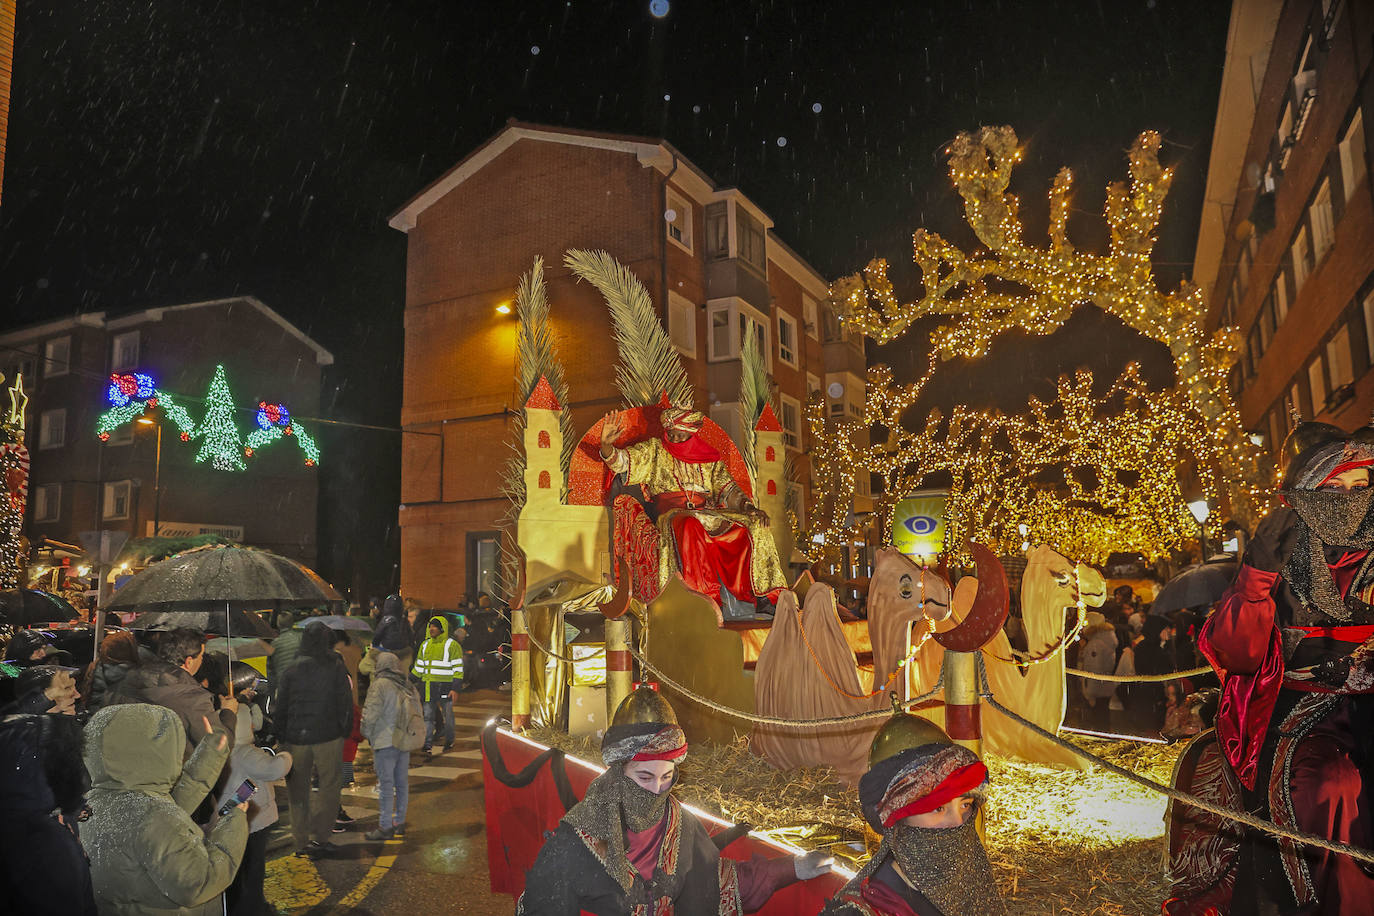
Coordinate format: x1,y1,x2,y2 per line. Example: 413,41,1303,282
390,122,866,606
0,0,13,205
0,296,332,568
1197,0,1373,481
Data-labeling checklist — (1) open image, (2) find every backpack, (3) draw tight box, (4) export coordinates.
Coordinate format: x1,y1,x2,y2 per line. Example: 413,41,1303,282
394,684,426,752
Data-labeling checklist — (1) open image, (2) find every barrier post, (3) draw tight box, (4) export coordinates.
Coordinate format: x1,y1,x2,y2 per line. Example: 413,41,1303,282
943,648,983,838
510,606,531,730
605,616,633,722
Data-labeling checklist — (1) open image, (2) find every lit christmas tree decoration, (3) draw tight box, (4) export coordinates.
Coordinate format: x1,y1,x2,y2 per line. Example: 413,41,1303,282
193,365,247,472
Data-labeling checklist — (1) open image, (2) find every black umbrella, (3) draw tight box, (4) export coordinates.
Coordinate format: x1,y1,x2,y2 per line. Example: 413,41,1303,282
127,608,276,639
1150,560,1238,616
0,589,80,626
106,544,344,613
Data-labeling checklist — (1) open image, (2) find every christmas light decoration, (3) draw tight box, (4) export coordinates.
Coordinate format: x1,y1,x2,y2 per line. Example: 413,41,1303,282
244,401,321,466
193,365,247,472
1,372,28,590
95,372,196,441
805,128,1268,565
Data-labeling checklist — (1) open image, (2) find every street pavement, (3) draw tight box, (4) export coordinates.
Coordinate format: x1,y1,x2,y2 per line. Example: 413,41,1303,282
263,689,514,914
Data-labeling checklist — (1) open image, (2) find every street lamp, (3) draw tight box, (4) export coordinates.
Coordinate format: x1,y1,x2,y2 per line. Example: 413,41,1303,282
1188,499,1210,561
137,415,162,537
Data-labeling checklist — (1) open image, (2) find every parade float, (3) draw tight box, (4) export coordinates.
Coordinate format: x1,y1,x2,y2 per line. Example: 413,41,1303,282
479,129,1310,915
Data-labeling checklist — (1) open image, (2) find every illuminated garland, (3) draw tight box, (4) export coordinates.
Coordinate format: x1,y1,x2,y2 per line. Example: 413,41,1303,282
1,372,28,589
96,373,196,441
806,128,1268,565
94,368,320,470
244,401,320,466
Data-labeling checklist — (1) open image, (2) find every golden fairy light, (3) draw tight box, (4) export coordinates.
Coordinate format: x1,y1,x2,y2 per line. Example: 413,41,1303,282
804,127,1268,565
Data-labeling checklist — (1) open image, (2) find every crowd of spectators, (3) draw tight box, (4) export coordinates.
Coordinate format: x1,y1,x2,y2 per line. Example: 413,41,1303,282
0,588,503,915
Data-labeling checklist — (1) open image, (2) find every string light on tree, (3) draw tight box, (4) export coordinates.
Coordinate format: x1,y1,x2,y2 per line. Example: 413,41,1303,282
803,127,1267,565
0,373,29,590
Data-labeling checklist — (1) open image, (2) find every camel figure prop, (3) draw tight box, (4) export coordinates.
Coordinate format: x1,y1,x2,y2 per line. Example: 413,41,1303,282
909,544,1107,768
752,547,954,784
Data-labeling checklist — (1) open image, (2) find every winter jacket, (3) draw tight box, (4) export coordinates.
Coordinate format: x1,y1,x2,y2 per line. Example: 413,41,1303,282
275,624,353,746
360,652,417,751
267,627,302,689
412,615,463,701
112,656,237,757
85,660,135,713
82,704,247,916
215,704,292,833
0,714,97,916
371,595,413,654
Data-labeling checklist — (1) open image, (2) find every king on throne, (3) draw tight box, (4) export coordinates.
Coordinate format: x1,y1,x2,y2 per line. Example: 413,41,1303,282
599,405,785,618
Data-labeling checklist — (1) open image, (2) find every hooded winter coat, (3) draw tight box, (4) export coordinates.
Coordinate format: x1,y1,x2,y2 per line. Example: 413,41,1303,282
1078,613,1120,702
0,714,97,916
361,651,418,751
112,655,237,758
81,704,247,916
412,615,463,701
275,623,353,746
82,631,141,713
215,703,292,833
371,595,413,654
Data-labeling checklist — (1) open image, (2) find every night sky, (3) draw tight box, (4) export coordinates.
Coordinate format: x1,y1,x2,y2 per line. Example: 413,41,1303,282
0,0,1233,596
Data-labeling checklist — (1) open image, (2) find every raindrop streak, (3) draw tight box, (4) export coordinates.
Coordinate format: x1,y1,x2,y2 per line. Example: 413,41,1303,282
190,97,220,161
336,82,349,117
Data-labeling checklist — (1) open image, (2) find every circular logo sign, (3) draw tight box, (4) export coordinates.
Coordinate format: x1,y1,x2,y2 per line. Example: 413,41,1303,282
902,515,938,536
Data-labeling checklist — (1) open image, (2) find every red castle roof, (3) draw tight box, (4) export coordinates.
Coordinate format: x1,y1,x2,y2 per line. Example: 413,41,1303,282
755,403,782,432
525,376,562,410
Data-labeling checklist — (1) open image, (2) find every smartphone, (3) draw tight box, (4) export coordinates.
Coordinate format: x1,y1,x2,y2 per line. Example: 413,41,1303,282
218,778,257,817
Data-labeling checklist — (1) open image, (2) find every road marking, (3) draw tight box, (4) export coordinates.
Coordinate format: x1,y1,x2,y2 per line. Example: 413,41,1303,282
335,852,398,908
409,765,478,779
264,853,331,910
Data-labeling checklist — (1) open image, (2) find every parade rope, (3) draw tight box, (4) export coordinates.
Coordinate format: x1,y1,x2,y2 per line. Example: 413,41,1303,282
499,608,607,664
795,604,935,701
1064,664,1214,682
627,643,946,727
973,654,1374,867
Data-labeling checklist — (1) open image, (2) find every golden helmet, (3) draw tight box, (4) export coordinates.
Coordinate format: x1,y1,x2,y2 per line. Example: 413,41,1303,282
868,707,954,767
611,686,678,728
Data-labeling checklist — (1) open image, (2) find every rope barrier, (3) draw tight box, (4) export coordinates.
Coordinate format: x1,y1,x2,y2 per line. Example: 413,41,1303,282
794,603,934,701
498,608,606,664
1064,664,1214,683
974,655,1374,867
628,643,946,727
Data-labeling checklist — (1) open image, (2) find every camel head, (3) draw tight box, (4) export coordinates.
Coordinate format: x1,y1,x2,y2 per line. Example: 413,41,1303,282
1022,545,1107,622
867,547,954,678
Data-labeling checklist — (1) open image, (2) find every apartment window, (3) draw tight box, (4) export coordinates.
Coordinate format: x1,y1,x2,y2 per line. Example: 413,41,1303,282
705,202,729,259
709,403,744,453
807,373,821,402
43,336,70,378
1258,299,1276,350
1292,226,1311,294
1365,289,1374,364
665,193,693,253
1247,327,1261,376
466,532,501,602
103,480,132,521
1290,381,1307,420
779,395,802,450
706,300,769,364
105,422,133,446
1328,325,1354,391
6,358,34,386
803,295,819,339
1275,269,1290,322
1340,109,1367,204
1269,409,1284,452
777,313,798,367
1278,101,1294,152
1308,356,1328,413
32,484,60,523
1311,179,1335,265
786,481,806,528
737,211,766,274
111,330,140,372
667,291,697,357
38,409,66,450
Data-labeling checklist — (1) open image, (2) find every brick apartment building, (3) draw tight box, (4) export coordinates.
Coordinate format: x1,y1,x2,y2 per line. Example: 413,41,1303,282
1197,0,1373,482
389,122,868,606
0,296,332,569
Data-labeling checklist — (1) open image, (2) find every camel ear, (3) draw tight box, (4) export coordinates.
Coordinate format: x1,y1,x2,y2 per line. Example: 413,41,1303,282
947,576,978,623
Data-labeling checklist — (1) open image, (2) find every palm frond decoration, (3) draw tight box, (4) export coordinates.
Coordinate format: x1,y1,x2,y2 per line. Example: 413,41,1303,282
500,256,575,518
737,321,775,486
565,248,694,408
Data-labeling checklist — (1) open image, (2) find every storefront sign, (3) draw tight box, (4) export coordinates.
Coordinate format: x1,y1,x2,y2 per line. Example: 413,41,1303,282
145,521,244,539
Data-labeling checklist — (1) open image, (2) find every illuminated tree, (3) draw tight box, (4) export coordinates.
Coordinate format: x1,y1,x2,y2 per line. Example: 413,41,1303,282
808,127,1268,564
194,365,247,472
